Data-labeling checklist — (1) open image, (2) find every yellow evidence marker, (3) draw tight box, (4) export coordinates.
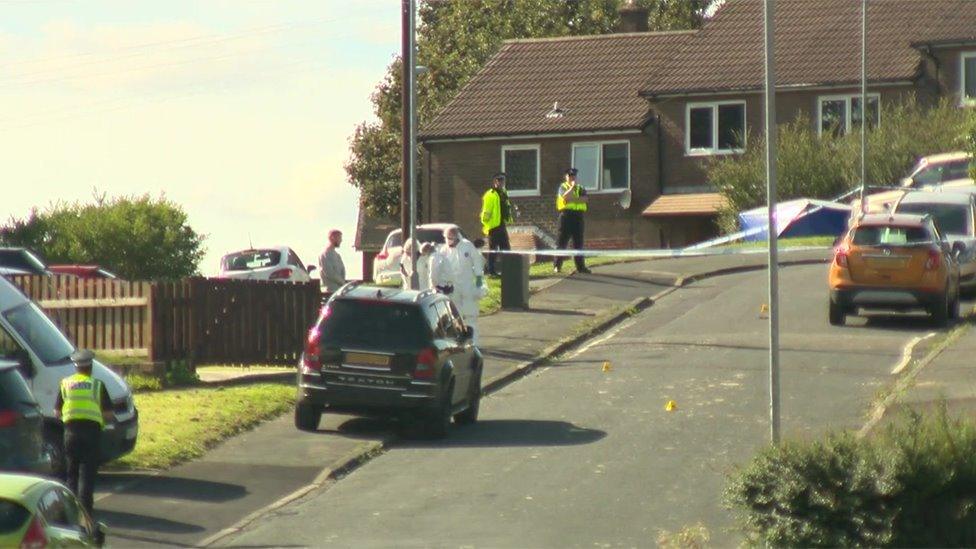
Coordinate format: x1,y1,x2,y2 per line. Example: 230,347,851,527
665,400,677,412
602,361,613,372
759,303,769,319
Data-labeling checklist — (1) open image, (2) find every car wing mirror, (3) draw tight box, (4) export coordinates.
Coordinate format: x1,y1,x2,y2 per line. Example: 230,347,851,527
472,238,485,248
463,326,474,341
15,349,33,379
306,264,317,273
952,241,966,257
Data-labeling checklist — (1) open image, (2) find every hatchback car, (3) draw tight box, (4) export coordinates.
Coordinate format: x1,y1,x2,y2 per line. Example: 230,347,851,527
218,246,314,282
372,223,468,284
893,190,976,291
0,361,47,474
295,283,483,438
828,213,961,326
0,473,104,548
900,151,973,190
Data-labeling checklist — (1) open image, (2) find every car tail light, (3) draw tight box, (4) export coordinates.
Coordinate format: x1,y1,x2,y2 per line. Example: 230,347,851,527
300,328,321,374
269,268,292,280
376,250,389,261
413,348,437,379
834,246,849,268
20,516,46,549
925,249,942,270
0,409,17,428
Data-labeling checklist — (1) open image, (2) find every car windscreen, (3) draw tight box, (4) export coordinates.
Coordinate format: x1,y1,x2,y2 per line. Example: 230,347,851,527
896,203,969,235
318,300,430,349
221,250,281,271
0,250,45,275
2,303,74,365
852,225,933,246
0,367,35,409
0,499,30,535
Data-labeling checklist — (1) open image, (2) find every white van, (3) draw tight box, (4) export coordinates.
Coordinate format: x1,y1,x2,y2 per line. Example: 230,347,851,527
0,276,138,472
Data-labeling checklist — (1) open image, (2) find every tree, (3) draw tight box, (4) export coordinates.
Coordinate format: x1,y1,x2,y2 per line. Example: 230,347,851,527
0,193,206,280
346,0,714,217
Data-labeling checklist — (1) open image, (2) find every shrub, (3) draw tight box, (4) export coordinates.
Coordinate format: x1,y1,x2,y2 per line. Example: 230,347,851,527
725,406,976,546
710,97,976,234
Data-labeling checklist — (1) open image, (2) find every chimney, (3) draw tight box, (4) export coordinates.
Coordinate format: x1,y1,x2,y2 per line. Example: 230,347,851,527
617,0,649,33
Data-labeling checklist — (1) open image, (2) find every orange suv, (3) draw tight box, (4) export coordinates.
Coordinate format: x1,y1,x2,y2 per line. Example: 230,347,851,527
828,213,961,326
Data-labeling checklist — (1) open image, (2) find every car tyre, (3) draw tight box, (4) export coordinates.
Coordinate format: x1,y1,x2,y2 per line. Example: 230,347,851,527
454,369,482,426
828,300,846,326
931,290,950,327
294,402,321,432
426,380,454,439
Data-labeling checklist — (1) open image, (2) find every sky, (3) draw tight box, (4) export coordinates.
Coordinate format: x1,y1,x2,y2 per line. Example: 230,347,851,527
0,0,403,278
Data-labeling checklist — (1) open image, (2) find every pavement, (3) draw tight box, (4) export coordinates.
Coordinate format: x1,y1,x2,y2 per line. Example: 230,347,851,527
93,249,831,547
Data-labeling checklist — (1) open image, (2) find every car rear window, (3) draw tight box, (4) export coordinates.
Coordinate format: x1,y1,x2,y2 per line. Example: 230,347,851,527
0,499,30,534
0,368,35,409
0,250,46,275
896,203,969,235
852,225,932,246
319,300,430,349
221,250,281,271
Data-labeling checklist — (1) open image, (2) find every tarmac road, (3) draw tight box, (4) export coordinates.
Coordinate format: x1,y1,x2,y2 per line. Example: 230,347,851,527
218,263,949,547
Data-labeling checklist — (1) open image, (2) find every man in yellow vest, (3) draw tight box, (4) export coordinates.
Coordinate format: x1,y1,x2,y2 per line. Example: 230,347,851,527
480,172,515,276
554,167,591,274
55,349,113,515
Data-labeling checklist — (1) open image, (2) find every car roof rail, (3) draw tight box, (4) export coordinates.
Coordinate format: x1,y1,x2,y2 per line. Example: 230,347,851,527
336,280,362,297
413,288,436,302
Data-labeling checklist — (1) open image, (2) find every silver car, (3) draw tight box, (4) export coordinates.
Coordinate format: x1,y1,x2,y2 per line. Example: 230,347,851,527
893,190,976,290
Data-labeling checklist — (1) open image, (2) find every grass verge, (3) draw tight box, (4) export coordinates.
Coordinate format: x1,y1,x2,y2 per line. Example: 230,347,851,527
108,382,295,470
718,235,836,249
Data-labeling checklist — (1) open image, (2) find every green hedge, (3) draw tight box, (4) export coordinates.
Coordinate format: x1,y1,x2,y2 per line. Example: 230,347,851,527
725,407,976,546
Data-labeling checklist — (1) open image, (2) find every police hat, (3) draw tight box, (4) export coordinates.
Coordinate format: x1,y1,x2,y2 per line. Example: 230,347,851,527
565,168,578,176
70,349,95,367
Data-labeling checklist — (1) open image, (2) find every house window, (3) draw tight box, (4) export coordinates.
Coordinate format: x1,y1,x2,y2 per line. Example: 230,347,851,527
686,102,746,155
571,141,630,191
501,145,540,195
817,94,880,136
963,52,976,106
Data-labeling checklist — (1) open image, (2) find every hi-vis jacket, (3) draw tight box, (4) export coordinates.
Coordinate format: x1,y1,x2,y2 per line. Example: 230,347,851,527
556,182,587,212
60,373,105,427
480,188,514,235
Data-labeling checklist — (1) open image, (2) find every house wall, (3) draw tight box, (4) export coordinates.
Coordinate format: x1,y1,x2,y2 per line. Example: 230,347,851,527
926,46,976,105
424,132,664,249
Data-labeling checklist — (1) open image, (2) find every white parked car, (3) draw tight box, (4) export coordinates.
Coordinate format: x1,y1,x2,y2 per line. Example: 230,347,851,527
901,151,973,190
219,246,314,282
373,223,470,284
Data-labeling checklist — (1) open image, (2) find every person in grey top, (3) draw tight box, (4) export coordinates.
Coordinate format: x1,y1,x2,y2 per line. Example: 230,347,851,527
319,229,346,293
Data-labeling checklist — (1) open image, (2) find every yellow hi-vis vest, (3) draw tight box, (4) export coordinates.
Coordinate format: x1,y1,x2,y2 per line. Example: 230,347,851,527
480,188,514,235
556,182,587,212
60,373,104,427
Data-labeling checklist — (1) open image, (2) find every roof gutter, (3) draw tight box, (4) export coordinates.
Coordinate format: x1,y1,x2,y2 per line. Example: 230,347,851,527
640,79,914,99
421,128,643,144
910,39,976,50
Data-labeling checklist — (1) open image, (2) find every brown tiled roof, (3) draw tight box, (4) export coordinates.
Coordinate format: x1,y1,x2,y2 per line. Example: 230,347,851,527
354,206,398,251
641,193,728,216
420,31,694,140
642,0,976,97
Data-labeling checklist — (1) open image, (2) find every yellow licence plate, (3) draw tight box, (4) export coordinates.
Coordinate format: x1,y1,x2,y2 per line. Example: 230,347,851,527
344,352,391,367
865,257,909,269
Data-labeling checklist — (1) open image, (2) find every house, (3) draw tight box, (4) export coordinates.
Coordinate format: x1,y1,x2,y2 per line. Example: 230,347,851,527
354,206,398,282
418,0,976,249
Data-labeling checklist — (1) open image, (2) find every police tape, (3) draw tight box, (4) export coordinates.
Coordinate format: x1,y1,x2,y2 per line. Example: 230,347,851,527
489,245,833,259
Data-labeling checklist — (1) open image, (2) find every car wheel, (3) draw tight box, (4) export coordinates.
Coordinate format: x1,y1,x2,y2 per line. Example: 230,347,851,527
43,425,65,480
294,402,322,432
454,369,482,426
828,300,846,326
931,290,950,327
426,380,454,439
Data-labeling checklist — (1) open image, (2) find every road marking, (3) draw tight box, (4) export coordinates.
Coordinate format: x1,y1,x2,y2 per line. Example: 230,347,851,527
890,332,936,375
566,317,637,360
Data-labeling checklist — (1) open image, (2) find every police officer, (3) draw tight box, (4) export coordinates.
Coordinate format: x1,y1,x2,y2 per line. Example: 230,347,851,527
55,349,113,515
554,167,591,274
480,172,514,276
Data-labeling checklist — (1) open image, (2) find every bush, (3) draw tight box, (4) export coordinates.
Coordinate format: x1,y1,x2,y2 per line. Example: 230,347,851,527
710,97,976,233
0,193,205,280
725,406,976,546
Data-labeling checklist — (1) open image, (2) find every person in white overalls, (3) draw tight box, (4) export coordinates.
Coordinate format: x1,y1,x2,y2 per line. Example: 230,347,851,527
430,227,485,345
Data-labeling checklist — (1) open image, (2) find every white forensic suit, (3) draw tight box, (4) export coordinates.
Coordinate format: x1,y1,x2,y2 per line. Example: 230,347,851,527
430,237,485,345
400,243,433,291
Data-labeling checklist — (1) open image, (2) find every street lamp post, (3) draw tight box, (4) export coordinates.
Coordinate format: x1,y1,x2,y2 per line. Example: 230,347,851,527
763,0,781,445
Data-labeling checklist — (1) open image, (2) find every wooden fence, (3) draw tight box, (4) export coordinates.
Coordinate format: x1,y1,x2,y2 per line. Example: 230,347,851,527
7,275,321,366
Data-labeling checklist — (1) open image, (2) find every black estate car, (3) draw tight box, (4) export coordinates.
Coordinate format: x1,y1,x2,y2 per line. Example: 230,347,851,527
0,361,47,473
295,283,483,438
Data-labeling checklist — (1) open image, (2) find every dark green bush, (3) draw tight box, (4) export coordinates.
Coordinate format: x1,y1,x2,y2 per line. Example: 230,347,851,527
726,406,976,547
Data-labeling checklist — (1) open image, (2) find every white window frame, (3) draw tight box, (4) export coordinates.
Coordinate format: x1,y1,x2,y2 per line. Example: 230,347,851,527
961,52,976,107
500,144,541,197
685,100,747,156
570,140,631,194
816,93,881,136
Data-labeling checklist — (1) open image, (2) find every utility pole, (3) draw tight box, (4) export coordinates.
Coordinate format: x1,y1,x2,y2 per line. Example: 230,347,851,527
860,0,868,204
763,0,781,445
400,0,418,289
